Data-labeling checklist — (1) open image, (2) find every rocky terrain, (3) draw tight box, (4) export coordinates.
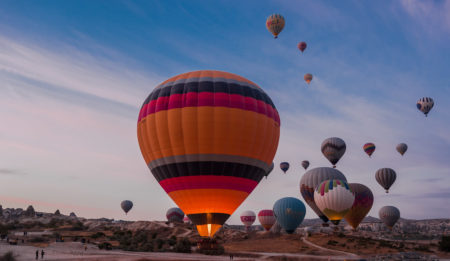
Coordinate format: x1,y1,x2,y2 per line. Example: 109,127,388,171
1,205,449,260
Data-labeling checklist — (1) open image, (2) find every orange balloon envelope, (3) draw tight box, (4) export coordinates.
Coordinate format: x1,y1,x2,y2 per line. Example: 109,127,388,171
137,70,280,238
304,73,313,84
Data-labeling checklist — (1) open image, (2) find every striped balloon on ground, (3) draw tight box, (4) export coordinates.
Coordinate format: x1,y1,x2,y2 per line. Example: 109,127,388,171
258,209,276,231
166,208,184,223
321,137,346,168
344,183,374,230
379,206,400,229
314,179,354,225
375,168,396,193
137,70,280,238
300,167,347,224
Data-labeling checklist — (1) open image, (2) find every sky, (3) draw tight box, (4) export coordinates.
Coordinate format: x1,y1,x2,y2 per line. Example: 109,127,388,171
0,0,449,225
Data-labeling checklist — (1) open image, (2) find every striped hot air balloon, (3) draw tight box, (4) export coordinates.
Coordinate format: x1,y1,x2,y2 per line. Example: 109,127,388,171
379,206,400,229
240,210,256,230
314,179,354,225
396,143,408,156
416,97,434,117
280,162,290,173
363,143,376,157
304,73,313,84
266,14,285,38
166,207,184,223
375,168,396,193
321,137,346,168
297,42,307,53
137,70,280,238
258,209,276,231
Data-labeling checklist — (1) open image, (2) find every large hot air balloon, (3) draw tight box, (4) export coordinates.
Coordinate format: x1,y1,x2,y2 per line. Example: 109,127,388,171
321,137,346,168
301,160,310,170
266,14,285,39
240,210,256,230
396,143,408,156
375,168,396,193
273,197,306,234
379,206,400,229
416,97,434,117
304,73,313,84
258,209,276,231
363,143,376,157
344,183,374,230
280,162,290,173
300,167,347,224
120,200,133,215
314,179,354,225
166,207,184,223
298,42,307,53
137,70,280,238
265,162,275,179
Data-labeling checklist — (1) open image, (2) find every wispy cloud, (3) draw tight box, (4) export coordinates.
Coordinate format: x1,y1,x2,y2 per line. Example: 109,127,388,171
0,168,26,176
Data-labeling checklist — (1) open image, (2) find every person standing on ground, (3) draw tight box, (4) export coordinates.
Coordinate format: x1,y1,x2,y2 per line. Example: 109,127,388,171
35,250,39,260
41,249,45,259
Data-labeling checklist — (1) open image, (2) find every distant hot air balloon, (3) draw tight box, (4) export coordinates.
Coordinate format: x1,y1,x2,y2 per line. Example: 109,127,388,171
379,206,400,229
416,97,434,117
300,167,347,224
304,73,313,84
363,143,376,157
266,14,285,39
280,162,290,173
258,210,276,231
273,197,306,234
137,70,280,238
166,207,184,223
344,183,374,230
321,137,346,168
265,162,275,179
121,200,133,215
396,143,408,156
375,168,396,193
298,42,307,53
314,179,354,225
183,216,191,224
240,210,256,231
301,160,310,170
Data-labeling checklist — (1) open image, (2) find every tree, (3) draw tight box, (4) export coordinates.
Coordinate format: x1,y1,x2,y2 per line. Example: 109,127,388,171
439,236,450,252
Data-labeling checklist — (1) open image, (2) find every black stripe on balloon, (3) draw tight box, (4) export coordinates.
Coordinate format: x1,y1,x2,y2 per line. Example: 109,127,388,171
187,213,230,225
151,161,266,182
141,81,276,110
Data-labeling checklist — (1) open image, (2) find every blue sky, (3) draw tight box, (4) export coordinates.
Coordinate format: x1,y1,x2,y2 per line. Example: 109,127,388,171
0,0,449,224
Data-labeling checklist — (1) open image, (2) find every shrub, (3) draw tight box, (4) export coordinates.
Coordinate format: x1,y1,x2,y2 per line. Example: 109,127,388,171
439,236,450,252
0,251,16,261
28,237,46,243
91,232,105,239
337,233,345,238
168,236,177,246
70,221,85,231
327,240,338,246
98,242,112,250
175,238,191,253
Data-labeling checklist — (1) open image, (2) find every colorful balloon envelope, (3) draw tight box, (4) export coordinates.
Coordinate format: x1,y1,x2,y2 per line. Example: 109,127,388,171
363,143,376,157
379,206,400,229
137,70,280,238
321,137,346,168
396,143,408,156
273,197,306,234
375,168,396,193
300,167,347,223
416,97,434,117
258,209,276,231
344,183,374,230
266,14,285,38
304,73,313,84
120,200,133,215
280,162,290,173
301,160,310,170
240,210,256,228
166,207,184,223
183,216,191,224
314,179,354,225
298,42,307,53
